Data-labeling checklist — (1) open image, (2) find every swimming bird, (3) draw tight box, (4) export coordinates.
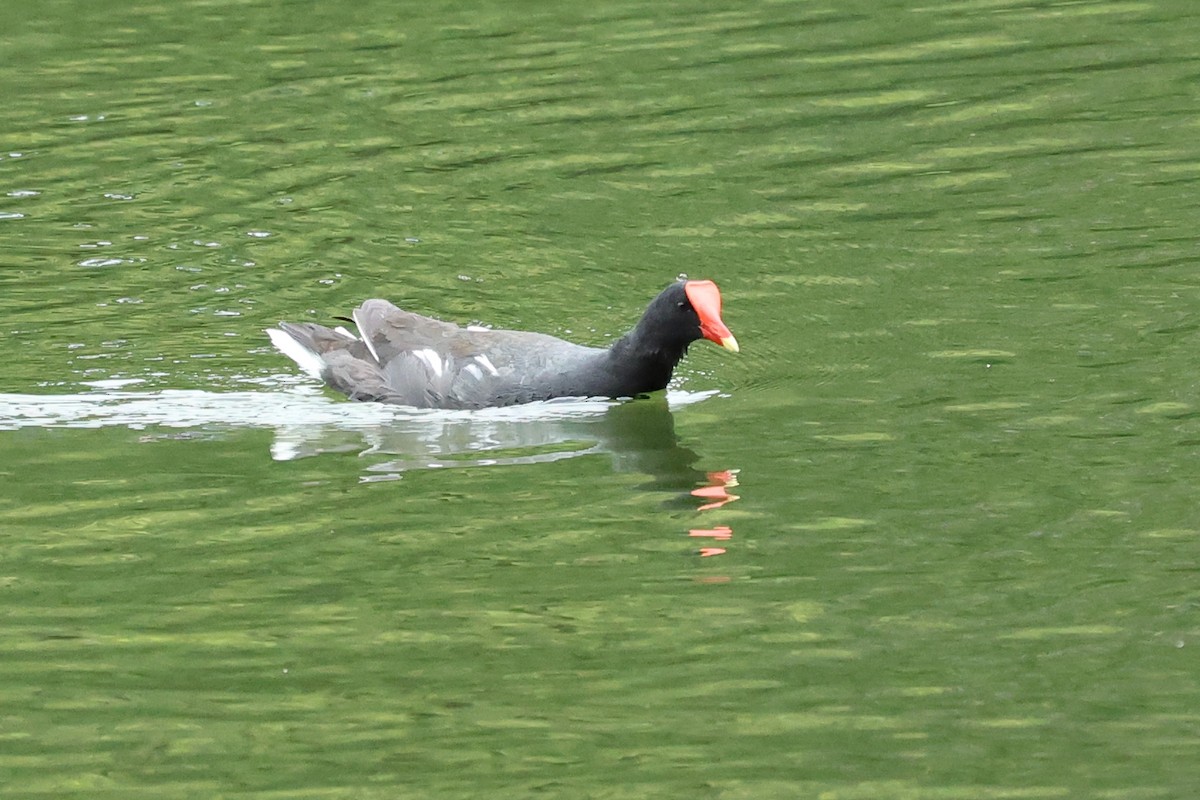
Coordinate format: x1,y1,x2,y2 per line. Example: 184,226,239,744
266,277,737,409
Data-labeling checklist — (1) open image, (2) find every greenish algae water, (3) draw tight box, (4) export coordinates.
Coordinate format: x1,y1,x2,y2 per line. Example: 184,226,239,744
2,0,1199,797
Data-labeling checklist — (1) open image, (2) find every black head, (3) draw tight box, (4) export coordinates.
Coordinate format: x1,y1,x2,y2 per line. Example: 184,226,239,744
602,279,738,396
636,279,738,354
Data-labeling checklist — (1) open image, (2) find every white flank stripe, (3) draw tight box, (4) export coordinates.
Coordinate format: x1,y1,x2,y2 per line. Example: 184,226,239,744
333,325,357,341
351,310,381,364
413,348,444,378
463,363,483,380
266,328,325,380
473,354,500,376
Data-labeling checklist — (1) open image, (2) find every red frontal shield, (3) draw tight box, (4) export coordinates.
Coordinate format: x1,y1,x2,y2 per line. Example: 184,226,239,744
684,280,738,352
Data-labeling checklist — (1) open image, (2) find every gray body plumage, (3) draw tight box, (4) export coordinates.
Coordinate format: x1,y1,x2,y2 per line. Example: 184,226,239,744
267,281,717,410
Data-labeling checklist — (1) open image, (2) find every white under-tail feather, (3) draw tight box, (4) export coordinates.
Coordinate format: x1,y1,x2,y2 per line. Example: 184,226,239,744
266,328,325,380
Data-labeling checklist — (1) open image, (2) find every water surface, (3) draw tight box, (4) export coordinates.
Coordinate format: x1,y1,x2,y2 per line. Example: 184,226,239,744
3,0,1200,797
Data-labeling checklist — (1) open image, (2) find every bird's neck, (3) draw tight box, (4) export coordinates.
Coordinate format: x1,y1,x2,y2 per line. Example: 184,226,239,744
606,327,689,391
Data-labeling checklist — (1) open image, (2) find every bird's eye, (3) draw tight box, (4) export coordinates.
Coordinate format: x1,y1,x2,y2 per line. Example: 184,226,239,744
676,301,686,309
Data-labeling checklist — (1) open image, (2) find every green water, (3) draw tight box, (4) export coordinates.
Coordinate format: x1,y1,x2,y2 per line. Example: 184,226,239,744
3,0,1200,796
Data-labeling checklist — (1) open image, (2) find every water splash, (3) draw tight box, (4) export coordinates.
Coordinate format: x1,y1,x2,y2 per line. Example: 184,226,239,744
0,380,718,468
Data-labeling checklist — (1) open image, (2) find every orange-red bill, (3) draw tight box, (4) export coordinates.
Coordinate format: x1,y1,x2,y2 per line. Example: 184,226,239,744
684,280,739,352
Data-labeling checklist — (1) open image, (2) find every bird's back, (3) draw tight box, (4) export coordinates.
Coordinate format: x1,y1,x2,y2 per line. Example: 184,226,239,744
276,299,609,408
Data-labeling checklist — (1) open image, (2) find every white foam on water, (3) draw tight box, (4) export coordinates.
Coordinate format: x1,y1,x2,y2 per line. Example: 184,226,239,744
0,381,719,468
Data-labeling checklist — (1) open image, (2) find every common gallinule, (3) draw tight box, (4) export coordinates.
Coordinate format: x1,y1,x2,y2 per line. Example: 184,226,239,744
266,277,737,409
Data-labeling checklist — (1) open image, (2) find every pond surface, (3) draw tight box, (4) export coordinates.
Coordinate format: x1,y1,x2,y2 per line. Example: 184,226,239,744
3,0,1200,796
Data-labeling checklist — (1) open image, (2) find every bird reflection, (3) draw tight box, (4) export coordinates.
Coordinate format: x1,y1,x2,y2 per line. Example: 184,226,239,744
0,385,741,557
343,394,708,482
689,471,739,558
592,396,704,488
586,400,742,559
266,390,743,557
